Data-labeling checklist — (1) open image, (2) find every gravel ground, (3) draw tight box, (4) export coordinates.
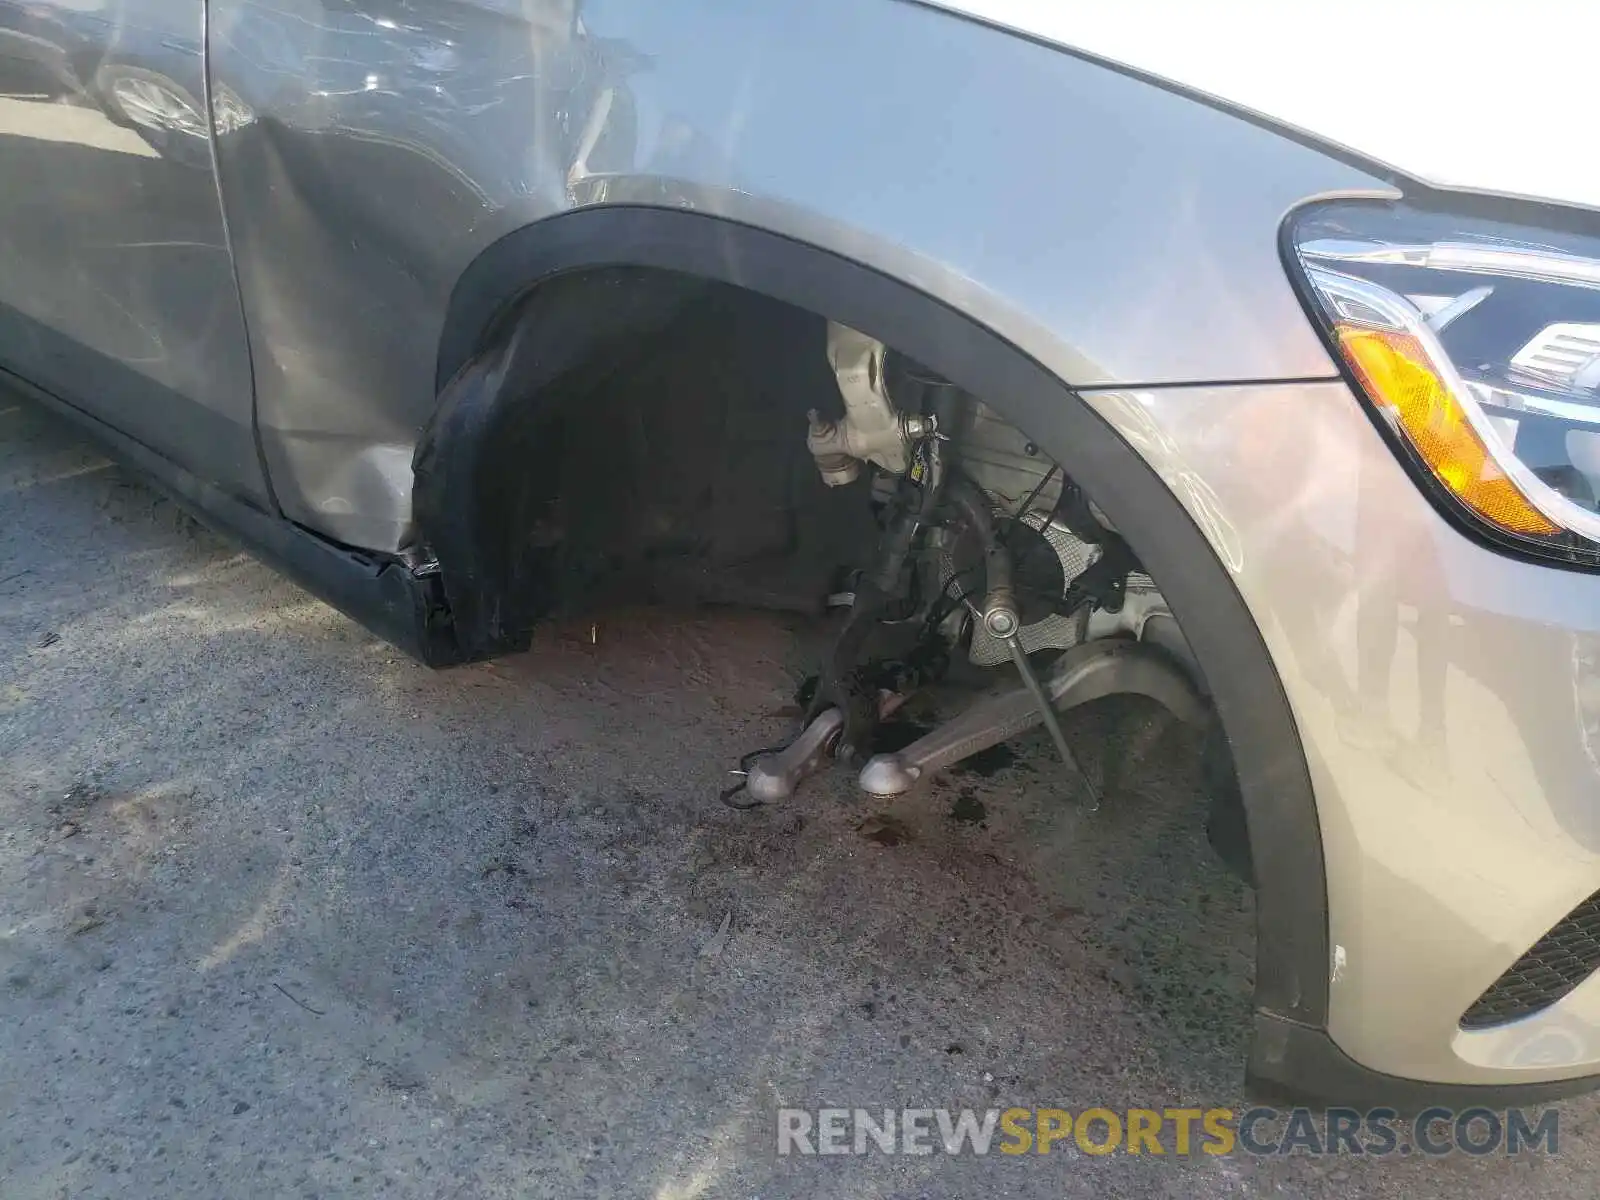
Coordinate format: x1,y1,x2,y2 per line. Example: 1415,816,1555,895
2,393,1598,1198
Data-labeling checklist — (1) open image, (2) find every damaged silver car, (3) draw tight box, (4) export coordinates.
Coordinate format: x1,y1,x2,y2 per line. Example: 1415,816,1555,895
3,0,1600,1107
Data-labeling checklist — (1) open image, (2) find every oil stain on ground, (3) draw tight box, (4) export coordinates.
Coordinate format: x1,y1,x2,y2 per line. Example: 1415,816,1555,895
857,813,913,846
949,789,987,825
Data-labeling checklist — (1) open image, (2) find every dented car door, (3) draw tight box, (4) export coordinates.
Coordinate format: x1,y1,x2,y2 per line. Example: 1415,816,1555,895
0,0,265,503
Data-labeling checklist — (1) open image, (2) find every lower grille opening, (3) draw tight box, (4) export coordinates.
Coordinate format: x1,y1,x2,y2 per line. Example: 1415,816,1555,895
1461,890,1600,1030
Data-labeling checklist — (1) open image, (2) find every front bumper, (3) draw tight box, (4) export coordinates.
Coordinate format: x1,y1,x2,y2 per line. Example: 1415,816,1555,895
1085,379,1600,1092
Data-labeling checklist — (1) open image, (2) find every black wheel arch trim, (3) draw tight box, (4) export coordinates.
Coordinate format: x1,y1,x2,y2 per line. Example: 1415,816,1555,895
424,203,1331,1038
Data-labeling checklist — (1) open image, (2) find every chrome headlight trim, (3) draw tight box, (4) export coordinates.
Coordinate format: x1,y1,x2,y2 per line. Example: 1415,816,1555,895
1284,199,1600,569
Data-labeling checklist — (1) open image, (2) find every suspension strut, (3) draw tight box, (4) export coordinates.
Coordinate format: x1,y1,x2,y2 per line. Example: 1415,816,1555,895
739,377,957,807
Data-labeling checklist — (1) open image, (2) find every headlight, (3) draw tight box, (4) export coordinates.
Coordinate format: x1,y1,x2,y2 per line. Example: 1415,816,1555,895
1287,201,1600,566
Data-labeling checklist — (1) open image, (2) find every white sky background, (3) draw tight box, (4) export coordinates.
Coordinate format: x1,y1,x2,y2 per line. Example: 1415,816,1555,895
930,0,1600,208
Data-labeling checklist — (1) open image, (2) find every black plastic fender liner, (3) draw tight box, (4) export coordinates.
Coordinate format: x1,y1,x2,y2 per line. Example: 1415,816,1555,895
416,267,709,659
426,205,1330,1040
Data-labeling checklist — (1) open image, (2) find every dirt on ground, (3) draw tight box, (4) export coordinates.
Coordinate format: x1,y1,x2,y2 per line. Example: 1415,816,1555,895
2,395,1596,1198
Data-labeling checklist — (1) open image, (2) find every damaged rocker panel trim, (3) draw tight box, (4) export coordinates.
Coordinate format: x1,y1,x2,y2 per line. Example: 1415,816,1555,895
0,366,464,668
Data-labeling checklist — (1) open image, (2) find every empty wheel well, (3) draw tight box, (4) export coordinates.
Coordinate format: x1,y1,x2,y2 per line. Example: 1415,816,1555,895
416,207,1322,1035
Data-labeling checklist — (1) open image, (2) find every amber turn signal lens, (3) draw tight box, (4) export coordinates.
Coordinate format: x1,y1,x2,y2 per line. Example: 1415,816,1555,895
1335,325,1559,537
